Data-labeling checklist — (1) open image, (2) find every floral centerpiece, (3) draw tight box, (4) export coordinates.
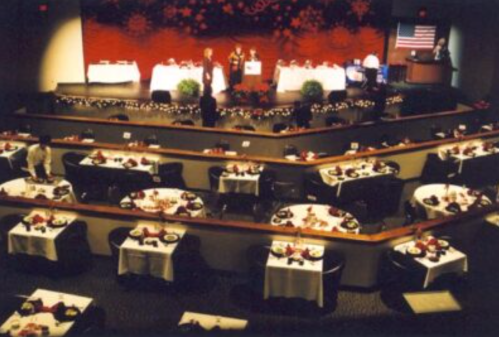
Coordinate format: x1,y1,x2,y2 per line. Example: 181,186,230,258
177,79,200,100
300,80,324,103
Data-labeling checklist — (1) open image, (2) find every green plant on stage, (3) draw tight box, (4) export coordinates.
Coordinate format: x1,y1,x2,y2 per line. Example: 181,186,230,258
300,80,324,103
177,79,201,99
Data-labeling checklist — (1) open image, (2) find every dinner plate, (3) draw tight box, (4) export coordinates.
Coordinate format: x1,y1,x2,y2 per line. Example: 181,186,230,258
160,233,180,244
423,197,439,206
92,158,105,165
270,245,286,257
181,192,197,201
308,249,324,260
407,246,424,257
120,202,134,209
276,210,293,219
328,169,342,176
48,218,68,228
340,220,359,231
346,172,359,178
446,203,462,214
187,202,203,211
438,239,450,250
129,229,143,239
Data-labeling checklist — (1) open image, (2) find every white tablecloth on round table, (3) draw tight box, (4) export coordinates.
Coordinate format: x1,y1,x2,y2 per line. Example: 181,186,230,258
87,62,141,83
264,241,325,307
121,188,206,218
150,64,227,94
412,184,490,219
0,178,76,203
394,239,468,288
118,224,185,281
275,65,346,93
8,210,77,261
270,204,360,234
319,160,396,197
0,289,93,337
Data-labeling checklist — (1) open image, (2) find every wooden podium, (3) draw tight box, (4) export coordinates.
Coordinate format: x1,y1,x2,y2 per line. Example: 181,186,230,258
243,61,262,89
405,58,451,85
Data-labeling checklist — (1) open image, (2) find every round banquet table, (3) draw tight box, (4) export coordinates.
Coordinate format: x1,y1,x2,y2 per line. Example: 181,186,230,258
120,188,206,218
412,184,492,220
0,178,76,203
270,204,360,234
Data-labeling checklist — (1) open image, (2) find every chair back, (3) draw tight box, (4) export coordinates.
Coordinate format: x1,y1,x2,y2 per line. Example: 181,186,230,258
158,162,186,189
208,166,224,192
108,227,131,262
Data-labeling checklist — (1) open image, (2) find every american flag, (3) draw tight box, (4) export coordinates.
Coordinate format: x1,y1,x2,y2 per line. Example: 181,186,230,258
396,23,436,49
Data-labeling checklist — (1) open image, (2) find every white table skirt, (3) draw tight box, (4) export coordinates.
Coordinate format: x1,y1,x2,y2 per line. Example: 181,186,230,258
121,188,205,217
118,225,185,281
8,210,76,261
319,160,395,197
412,184,490,220
179,312,248,331
79,150,160,174
0,141,27,169
270,204,360,234
0,289,92,337
264,241,324,307
438,140,498,174
0,178,76,203
87,62,141,83
394,240,468,288
276,65,346,93
219,173,260,196
150,64,227,94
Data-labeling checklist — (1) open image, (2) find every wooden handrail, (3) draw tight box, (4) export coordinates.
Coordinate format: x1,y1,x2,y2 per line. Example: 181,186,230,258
3,128,499,167
0,195,495,243
12,103,474,139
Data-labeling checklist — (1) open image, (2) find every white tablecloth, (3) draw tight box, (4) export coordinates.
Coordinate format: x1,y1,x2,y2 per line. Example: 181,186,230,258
120,188,206,218
319,159,396,197
264,241,324,307
87,62,141,83
79,150,160,174
0,178,76,203
394,239,468,288
0,289,93,337
270,204,360,234
438,140,498,174
275,65,346,93
218,163,262,196
179,312,248,331
118,225,185,281
8,210,76,261
0,141,27,168
150,64,227,94
412,184,490,219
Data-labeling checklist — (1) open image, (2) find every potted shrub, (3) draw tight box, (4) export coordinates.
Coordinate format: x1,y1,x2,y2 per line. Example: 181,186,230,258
300,80,324,103
177,79,201,101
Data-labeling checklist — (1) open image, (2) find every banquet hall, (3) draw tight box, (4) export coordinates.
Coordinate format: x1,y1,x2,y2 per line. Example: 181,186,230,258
1,0,499,336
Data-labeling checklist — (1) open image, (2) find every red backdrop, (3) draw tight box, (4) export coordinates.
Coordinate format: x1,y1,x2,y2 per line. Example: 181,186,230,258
82,20,386,81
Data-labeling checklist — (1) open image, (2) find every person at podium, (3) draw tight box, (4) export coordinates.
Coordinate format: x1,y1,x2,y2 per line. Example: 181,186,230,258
228,44,245,90
247,47,260,62
433,38,450,62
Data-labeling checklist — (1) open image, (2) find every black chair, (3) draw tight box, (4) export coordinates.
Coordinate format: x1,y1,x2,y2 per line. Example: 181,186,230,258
325,115,347,127
303,171,336,204
272,123,289,133
72,305,107,335
214,140,230,151
385,160,401,176
172,234,212,291
234,125,256,132
157,163,186,189
322,250,345,311
0,214,23,257
403,200,418,226
173,119,195,126
246,245,270,295
54,221,92,276
283,145,299,157
420,153,457,184
366,177,405,219
271,181,297,209
208,166,223,192
108,227,131,269
151,90,172,104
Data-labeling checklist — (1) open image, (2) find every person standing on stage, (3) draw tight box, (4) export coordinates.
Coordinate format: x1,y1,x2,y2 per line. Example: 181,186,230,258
247,47,260,62
362,52,380,91
433,38,450,62
203,48,214,90
27,135,53,182
228,44,245,90
200,86,218,128
293,101,312,129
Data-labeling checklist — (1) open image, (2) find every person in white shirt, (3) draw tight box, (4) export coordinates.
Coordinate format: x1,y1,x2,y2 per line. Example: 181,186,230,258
27,135,53,182
362,52,380,91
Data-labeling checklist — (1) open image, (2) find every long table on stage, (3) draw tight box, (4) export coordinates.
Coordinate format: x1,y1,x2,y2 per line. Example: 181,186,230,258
87,62,141,84
406,58,450,85
275,65,346,93
150,64,227,94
